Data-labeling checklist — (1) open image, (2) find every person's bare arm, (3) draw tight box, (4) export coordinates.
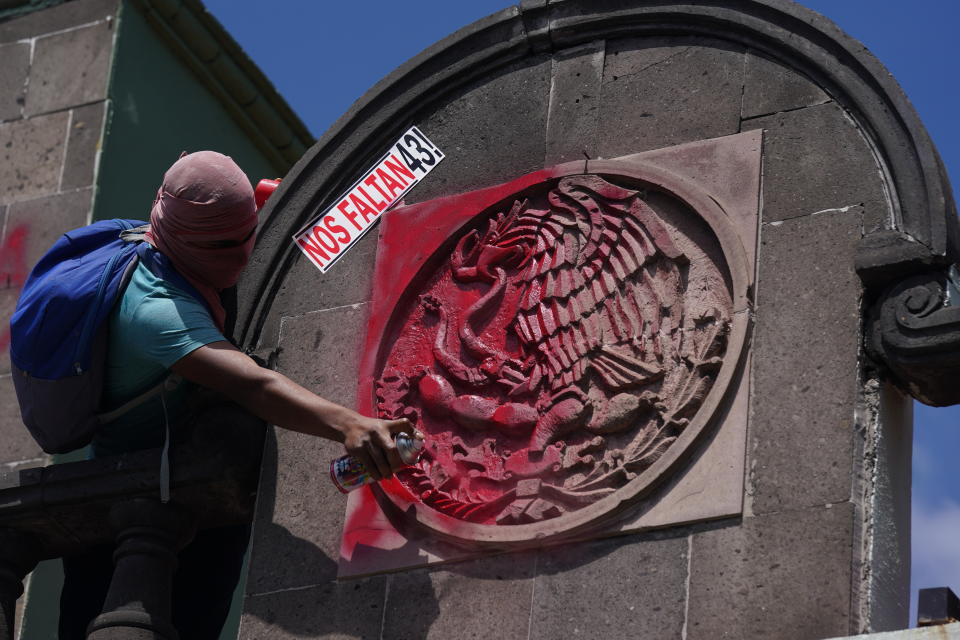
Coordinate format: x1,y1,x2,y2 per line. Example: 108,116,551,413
171,340,413,480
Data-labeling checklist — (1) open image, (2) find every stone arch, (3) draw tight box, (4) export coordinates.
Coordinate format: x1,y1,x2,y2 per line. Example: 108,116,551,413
235,0,955,352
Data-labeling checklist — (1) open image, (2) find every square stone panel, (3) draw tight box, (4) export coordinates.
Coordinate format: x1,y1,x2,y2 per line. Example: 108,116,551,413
0,42,29,122
0,112,69,204
336,132,759,577
382,553,536,640
25,21,114,117
531,533,688,640
598,36,744,158
686,503,855,640
240,577,386,640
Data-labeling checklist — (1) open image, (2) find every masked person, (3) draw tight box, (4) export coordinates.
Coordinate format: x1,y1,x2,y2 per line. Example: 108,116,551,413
58,151,413,639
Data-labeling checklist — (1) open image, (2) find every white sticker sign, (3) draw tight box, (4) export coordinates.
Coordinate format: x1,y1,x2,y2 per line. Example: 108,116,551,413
293,127,444,273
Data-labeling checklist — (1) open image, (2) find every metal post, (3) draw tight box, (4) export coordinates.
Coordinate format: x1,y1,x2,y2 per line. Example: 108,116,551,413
918,587,960,627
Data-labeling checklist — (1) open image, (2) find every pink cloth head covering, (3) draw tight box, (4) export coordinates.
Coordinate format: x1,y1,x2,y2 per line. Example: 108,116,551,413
144,151,257,331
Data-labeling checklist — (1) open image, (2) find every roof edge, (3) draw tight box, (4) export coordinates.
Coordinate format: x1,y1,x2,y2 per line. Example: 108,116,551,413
129,0,314,173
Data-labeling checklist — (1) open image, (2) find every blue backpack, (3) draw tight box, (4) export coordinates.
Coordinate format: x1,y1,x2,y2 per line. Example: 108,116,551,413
10,219,207,454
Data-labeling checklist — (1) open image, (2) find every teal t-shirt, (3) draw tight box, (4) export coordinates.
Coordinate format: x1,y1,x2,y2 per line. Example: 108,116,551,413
94,262,225,457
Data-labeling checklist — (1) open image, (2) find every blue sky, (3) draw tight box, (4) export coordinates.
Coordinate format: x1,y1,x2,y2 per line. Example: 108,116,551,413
201,0,960,626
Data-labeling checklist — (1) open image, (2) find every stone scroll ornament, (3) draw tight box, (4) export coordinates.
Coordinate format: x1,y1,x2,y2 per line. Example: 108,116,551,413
373,174,737,532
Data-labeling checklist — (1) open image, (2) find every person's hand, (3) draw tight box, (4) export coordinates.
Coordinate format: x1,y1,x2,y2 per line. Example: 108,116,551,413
340,415,418,481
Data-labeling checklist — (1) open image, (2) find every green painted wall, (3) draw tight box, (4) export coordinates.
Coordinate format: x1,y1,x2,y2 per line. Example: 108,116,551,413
0,0,65,21
92,0,278,223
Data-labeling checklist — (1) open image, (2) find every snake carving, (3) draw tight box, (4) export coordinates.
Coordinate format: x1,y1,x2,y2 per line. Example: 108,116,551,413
376,175,732,526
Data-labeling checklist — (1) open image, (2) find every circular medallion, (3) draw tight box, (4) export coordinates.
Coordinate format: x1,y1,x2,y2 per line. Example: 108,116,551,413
373,165,749,545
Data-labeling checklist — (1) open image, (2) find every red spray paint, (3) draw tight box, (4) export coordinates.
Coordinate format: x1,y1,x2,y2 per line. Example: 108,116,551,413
0,225,30,352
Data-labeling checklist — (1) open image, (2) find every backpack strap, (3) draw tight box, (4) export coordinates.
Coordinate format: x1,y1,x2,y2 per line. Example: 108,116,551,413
97,374,183,424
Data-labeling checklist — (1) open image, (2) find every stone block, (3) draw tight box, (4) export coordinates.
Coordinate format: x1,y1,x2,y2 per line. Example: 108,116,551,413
544,40,605,165
530,534,688,640
686,503,855,640
749,210,862,514
382,553,535,640
0,189,91,375
254,229,377,353
245,428,346,596
741,51,829,120
597,37,744,158
0,42,29,122
0,112,69,204
406,57,551,205
0,374,43,465
744,102,890,231
25,21,114,117
240,577,386,640
61,102,105,190
246,303,371,595
6,187,93,268
0,0,119,43
276,302,369,405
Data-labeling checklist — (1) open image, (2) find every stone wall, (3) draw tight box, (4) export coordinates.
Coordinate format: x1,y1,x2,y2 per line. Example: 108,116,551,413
0,1,119,633
236,2,924,638
0,0,118,475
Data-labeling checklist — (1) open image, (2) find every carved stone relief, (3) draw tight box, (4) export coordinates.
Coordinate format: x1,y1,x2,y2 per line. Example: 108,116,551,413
358,156,751,546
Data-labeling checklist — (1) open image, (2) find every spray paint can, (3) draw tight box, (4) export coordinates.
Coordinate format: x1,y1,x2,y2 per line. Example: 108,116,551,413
330,432,424,494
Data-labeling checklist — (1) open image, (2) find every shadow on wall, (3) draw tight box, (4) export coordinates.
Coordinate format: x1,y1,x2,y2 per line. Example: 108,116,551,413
242,428,442,638
242,426,735,638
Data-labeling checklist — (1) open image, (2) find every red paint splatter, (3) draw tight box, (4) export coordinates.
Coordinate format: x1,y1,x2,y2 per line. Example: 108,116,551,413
352,167,578,535
340,484,409,562
0,225,29,288
0,225,30,352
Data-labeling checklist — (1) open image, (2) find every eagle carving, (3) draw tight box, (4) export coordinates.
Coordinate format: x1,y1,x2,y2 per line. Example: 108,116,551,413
376,175,731,525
